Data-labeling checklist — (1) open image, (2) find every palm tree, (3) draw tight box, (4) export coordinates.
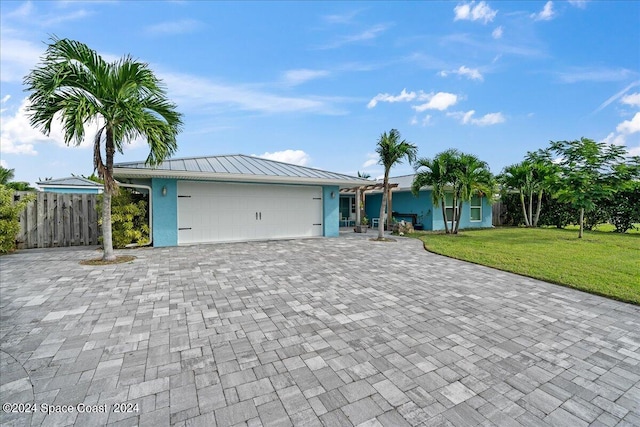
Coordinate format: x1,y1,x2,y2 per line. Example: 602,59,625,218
24,37,182,260
375,129,417,239
0,166,15,185
499,153,555,228
412,150,457,234
453,153,493,233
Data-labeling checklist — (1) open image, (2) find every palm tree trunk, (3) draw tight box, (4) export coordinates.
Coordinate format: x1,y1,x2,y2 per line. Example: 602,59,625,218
520,192,530,226
378,172,388,239
454,201,463,234
441,201,449,234
579,207,584,239
528,192,533,228
533,190,543,227
450,195,457,233
102,132,116,261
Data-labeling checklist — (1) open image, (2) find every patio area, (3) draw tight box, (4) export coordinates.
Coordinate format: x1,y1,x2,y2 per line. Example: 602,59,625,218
1,233,639,426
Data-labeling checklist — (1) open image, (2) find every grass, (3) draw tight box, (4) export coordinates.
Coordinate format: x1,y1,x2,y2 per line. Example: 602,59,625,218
408,227,640,305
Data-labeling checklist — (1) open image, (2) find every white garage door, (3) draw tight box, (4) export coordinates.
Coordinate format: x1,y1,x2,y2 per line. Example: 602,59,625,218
177,181,323,244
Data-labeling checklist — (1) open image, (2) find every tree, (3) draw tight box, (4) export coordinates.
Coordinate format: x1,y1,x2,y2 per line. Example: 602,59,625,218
498,152,554,228
375,129,417,239
548,138,629,238
453,153,494,233
413,149,493,234
0,166,35,191
25,37,182,260
412,149,458,234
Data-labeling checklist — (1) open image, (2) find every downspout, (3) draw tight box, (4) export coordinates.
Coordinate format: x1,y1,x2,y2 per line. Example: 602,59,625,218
117,182,153,247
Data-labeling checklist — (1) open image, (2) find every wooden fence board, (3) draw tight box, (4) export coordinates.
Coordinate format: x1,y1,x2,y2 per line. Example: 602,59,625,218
15,192,99,249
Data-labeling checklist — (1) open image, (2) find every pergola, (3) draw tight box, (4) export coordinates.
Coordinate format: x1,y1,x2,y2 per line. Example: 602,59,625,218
340,183,399,228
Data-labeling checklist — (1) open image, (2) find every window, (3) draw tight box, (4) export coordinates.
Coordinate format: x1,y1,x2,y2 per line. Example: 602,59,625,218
470,194,482,221
445,193,455,221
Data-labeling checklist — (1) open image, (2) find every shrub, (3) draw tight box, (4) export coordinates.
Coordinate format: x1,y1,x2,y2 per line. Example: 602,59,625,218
98,188,149,248
0,185,35,253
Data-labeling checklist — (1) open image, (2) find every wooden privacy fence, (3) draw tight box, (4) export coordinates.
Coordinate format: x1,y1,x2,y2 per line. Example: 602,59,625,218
15,192,100,249
492,200,507,226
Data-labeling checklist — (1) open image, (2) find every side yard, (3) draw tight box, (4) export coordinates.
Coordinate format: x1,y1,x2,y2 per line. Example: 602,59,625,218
410,227,640,305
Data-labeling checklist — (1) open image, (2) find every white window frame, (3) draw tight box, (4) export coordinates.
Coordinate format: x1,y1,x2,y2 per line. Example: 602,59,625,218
470,194,482,222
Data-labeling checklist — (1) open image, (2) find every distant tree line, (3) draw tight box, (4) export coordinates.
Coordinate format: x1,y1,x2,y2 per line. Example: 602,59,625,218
498,138,640,235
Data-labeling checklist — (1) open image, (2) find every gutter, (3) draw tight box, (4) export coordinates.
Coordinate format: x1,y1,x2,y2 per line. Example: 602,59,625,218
118,182,153,248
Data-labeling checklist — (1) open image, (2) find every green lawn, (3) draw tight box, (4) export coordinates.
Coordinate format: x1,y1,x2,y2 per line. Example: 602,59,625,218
409,227,640,305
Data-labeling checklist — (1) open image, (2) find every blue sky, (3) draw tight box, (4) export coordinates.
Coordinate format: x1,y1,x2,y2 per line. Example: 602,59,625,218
1,0,639,186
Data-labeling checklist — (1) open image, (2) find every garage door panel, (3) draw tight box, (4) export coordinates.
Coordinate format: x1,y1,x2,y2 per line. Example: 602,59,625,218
177,181,322,244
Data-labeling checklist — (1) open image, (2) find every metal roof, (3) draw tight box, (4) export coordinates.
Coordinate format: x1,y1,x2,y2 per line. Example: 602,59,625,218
114,154,372,187
37,176,103,187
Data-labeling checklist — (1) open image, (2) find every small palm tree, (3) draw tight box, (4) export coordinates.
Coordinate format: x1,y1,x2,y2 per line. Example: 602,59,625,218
412,152,454,234
375,129,417,239
25,37,182,260
453,153,493,233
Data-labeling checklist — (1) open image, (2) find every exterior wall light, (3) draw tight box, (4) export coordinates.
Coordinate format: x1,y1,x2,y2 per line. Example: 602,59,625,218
161,186,167,196
330,191,336,199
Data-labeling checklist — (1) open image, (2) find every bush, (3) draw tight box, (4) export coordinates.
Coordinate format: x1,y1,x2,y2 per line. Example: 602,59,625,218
98,188,149,248
0,185,35,253
601,187,640,233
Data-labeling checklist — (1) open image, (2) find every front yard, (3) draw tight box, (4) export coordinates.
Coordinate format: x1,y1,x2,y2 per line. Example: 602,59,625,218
409,227,640,305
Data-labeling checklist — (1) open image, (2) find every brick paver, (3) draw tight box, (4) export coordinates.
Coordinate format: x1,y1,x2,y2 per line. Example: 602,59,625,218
1,234,639,426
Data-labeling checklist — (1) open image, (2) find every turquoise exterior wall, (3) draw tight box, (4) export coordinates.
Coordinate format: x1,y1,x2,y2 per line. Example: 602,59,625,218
152,178,178,247
42,187,100,194
365,189,492,231
323,186,339,237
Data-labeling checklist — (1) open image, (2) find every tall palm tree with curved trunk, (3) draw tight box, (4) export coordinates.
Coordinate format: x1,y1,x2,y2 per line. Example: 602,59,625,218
25,37,182,260
375,129,417,239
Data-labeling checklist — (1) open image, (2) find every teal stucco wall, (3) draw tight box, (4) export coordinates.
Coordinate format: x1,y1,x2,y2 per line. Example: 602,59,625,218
365,189,492,231
322,186,339,237
151,178,178,247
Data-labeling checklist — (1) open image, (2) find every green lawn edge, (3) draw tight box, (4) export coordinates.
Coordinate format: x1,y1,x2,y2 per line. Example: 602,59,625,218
408,227,640,305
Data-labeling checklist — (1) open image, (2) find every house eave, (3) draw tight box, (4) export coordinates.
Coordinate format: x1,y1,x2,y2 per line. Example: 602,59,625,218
113,168,371,188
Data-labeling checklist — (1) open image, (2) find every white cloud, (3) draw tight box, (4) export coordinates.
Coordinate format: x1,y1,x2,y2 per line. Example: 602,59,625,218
0,159,8,168
1,95,10,103
0,37,44,83
448,110,505,126
557,67,636,84
621,92,640,107
256,150,310,166
593,81,640,113
144,19,203,36
532,1,555,21
492,26,503,39
322,10,361,24
412,92,458,112
628,146,640,156
535,2,556,21
568,0,588,8
160,71,342,115
440,66,483,81
362,153,378,168
602,132,626,146
0,97,100,156
367,89,419,108
453,1,497,24
283,69,330,86
318,23,391,49
617,112,640,134
408,115,432,127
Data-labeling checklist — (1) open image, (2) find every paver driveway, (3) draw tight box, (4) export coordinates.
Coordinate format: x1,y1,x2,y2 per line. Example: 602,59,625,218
1,233,639,426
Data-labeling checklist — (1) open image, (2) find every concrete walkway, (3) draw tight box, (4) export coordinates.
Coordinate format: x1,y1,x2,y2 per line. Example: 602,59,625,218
1,233,639,426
